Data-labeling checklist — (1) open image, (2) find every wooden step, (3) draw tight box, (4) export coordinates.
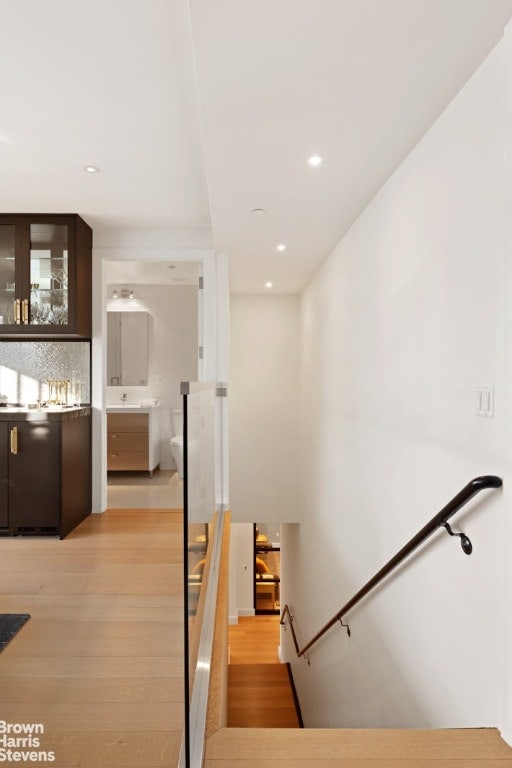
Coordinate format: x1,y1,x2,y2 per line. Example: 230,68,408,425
228,615,281,664
206,727,512,767
228,663,300,728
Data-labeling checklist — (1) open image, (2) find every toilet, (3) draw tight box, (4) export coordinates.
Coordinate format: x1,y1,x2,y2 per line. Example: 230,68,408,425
170,409,184,479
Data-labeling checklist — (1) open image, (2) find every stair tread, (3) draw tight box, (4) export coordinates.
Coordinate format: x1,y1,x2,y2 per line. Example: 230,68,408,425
228,663,300,728
207,727,512,761
229,664,291,680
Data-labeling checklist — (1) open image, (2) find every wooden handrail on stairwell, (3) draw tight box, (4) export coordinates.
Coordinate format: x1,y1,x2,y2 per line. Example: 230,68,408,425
281,475,503,661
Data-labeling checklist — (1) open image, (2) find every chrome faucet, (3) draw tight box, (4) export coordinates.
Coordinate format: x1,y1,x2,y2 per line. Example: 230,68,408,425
121,393,127,404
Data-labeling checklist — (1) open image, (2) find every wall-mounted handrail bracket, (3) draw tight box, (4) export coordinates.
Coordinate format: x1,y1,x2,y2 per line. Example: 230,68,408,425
280,604,311,662
442,521,473,555
339,618,351,638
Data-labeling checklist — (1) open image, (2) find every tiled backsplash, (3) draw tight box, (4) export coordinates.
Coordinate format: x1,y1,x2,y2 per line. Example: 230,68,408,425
0,341,90,404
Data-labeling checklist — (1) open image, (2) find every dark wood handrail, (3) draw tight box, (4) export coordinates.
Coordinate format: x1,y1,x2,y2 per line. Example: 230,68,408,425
281,475,502,659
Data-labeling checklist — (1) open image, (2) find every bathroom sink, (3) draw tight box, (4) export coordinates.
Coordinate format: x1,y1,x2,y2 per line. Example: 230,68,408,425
106,401,159,411
106,403,156,413
107,403,142,410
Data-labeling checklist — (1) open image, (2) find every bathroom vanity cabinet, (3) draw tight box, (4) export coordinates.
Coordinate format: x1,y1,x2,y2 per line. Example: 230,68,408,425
107,406,161,475
0,407,91,538
0,213,92,338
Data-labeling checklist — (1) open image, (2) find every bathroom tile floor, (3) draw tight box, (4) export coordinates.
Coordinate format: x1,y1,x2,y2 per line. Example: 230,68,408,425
107,469,183,509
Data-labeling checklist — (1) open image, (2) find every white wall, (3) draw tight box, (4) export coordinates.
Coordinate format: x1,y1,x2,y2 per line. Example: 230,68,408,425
501,23,512,747
228,522,255,622
229,294,300,523
282,37,508,732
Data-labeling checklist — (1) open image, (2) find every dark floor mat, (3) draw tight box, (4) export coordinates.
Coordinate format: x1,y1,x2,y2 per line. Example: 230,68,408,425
0,614,30,651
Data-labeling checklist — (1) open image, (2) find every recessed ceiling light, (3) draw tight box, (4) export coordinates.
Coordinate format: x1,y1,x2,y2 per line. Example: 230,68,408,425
83,165,100,173
265,281,273,289
308,155,323,167
276,244,286,252
251,208,266,215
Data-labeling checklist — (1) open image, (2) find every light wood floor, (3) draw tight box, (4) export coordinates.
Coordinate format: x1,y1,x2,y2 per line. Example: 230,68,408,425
0,509,184,768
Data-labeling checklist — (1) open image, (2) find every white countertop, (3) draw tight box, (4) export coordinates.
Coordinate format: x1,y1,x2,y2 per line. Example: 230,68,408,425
106,403,160,413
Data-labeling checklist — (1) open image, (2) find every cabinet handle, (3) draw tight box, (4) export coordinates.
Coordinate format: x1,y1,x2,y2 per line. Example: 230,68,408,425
22,298,29,324
14,299,21,325
10,427,18,455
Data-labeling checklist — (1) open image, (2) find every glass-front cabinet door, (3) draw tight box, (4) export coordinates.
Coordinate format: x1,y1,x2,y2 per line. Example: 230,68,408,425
29,223,69,326
0,223,17,326
0,214,92,337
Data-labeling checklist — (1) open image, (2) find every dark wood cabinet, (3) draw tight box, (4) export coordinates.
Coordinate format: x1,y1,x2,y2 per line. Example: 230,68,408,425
9,420,60,528
0,422,7,527
0,214,92,338
0,410,91,538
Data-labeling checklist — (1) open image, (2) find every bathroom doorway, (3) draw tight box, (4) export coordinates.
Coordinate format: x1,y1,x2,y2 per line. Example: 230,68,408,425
104,260,200,510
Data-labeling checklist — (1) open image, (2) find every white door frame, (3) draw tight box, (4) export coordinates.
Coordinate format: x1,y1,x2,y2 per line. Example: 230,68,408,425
91,245,222,513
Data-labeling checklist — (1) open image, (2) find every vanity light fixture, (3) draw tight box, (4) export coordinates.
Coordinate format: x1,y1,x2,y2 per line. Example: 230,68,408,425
83,165,100,173
308,154,323,167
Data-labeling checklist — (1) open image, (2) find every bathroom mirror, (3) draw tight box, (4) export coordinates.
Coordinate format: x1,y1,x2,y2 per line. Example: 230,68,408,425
107,312,149,386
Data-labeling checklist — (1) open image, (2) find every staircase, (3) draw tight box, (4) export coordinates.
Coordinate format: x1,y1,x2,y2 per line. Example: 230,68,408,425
228,663,301,728
206,530,512,767
222,618,512,764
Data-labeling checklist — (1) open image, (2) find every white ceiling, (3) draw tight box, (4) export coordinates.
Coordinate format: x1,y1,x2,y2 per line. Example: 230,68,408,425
1,0,512,293
105,259,199,286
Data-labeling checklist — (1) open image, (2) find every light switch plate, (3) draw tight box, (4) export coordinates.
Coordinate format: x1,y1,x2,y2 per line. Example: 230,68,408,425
475,385,494,417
